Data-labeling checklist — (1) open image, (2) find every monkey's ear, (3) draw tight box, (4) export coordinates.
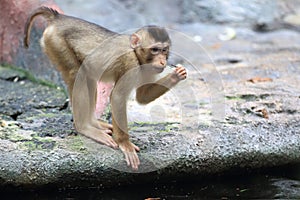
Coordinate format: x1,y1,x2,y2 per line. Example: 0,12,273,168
130,33,141,49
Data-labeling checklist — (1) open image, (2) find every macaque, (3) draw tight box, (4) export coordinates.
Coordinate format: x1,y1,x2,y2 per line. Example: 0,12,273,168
24,7,187,170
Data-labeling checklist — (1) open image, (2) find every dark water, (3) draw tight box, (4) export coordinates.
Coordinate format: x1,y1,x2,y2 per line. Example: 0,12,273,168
1,164,300,200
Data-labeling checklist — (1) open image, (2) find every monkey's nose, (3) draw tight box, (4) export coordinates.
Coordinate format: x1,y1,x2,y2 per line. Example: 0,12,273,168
160,60,166,66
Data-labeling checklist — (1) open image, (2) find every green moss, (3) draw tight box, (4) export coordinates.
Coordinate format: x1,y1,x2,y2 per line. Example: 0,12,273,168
0,65,26,80
129,122,180,133
22,140,55,151
0,124,56,150
21,136,56,151
129,121,157,127
165,123,180,132
199,101,209,106
5,133,26,142
225,95,244,101
25,113,59,121
0,124,24,142
66,135,87,153
1,65,66,95
226,94,262,101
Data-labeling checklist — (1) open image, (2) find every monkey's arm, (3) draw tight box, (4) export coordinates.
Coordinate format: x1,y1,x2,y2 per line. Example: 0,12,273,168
136,65,187,104
111,88,140,170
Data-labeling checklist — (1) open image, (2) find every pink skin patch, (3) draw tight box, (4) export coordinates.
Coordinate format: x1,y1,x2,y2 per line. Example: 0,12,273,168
95,82,113,119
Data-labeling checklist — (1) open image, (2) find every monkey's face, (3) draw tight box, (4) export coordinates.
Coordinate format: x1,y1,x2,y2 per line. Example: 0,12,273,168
138,42,170,74
131,26,171,74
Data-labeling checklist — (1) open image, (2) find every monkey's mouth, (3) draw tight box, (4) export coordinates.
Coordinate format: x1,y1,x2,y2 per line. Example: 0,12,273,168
153,66,165,73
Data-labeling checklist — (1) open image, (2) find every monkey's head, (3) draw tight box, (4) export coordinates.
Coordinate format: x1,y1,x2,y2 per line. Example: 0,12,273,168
130,26,171,73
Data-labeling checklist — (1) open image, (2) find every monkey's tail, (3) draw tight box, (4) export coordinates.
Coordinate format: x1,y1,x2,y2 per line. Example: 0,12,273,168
24,6,59,48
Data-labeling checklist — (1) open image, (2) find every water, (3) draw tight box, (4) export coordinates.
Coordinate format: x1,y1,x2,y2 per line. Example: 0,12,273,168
1,164,300,199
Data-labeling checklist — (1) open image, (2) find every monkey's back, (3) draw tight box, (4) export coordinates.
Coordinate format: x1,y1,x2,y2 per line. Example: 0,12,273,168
41,14,119,64
40,12,139,84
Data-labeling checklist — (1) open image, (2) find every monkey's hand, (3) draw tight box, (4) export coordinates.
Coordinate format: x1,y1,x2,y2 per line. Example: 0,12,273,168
170,64,187,84
118,141,140,170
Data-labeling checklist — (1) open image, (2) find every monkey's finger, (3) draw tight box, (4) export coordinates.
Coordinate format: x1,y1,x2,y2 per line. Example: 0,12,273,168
175,67,186,74
133,143,140,152
175,69,187,77
179,72,187,79
120,147,135,168
178,70,187,76
105,136,118,149
135,153,141,166
103,125,113,131
106,141,117,149
104,129,113,135
129,152,139,170
177,69,187,78
132,152,140,167
129,155,136,170
109,141,119,149
176,73,186,80
124,152,130,166
127,152,136,170
106,124,113,130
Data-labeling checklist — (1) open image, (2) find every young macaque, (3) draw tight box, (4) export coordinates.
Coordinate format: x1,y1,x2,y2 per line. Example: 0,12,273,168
24,7,187,170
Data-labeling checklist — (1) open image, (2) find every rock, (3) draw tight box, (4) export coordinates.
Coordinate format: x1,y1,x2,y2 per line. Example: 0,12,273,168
57,0,181,30
57,0,300,29
179,0,290,26
284,14,300,26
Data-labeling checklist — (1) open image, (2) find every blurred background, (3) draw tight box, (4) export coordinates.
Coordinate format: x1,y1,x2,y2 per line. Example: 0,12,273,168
57,0,300,31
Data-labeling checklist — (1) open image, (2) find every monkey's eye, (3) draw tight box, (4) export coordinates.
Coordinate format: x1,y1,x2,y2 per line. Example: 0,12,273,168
150,47,169,55
161,47,169,55
150,47,160,55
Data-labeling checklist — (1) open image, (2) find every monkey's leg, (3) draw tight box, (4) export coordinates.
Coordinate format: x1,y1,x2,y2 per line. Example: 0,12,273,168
41,31,80,104
72,69,117,148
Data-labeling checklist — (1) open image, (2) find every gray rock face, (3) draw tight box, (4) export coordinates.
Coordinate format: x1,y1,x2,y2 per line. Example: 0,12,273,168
180,0,282,24
58,0,300,30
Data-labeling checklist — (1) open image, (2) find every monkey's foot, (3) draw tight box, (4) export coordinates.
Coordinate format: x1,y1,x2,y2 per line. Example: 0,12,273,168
90,119,113,135
118,141,140,170
79,126,118,149
98,120,113,132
